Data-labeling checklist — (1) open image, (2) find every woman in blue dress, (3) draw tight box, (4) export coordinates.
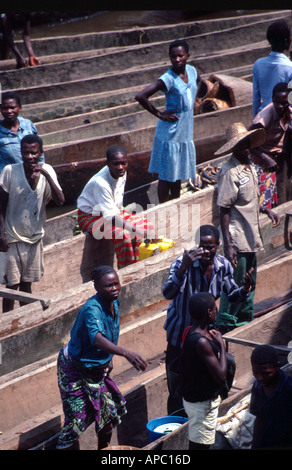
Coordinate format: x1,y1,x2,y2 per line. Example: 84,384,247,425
135,39,199,203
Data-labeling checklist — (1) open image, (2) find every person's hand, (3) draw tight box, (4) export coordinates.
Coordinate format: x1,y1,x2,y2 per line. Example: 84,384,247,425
158,109,179,123
242,267,255,293
16,58,28,68
261,155,278,171
29,56,41,66
181,247,204,269
266,208,280,228
224,244,238,267
124,350,148,371
209,329,224,347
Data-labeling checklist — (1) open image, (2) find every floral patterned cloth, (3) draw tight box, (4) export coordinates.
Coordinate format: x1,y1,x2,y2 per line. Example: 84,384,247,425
56,346,126,449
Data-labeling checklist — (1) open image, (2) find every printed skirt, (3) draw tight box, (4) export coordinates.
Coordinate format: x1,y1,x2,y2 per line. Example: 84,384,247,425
255,164,277,209
77,208,155,269
56,346,127,449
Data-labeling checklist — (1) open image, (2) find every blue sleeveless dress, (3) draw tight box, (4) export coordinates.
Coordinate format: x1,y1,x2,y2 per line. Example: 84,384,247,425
148,64,197,182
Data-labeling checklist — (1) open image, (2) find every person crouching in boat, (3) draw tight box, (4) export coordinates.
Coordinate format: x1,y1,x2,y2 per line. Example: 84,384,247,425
56,265,148,450
77,145,157,269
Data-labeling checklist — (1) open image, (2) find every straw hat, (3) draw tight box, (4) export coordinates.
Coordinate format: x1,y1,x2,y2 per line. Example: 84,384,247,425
214,122,266,156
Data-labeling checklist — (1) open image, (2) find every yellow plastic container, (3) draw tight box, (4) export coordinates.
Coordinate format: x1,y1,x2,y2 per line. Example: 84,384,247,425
139,238,175,261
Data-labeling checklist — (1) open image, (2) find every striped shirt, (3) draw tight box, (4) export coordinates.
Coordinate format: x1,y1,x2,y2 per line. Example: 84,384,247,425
0,117,44,173
163,253,248,348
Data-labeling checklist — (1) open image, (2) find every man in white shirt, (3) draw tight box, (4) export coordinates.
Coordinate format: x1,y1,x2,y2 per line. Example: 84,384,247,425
252,19,292,117
77,145,156,269
0,134,64,311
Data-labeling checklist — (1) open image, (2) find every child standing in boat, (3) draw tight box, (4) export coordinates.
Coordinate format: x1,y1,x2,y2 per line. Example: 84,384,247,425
135,39,198,203
181,292,227,450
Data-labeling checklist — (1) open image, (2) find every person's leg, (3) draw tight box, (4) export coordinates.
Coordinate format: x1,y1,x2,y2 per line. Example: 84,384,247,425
165,343,185,416
188,441,210,450
169,180,181,200
158,179,171,203
97,423,113,450
2,284,19,312
18,281,32,306
217,253,256,332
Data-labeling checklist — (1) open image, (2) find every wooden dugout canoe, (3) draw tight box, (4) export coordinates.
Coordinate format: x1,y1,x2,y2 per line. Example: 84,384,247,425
0,10,292,450
7,9,289,60
1,290,291,450
44,99,253,203
0,12,290,90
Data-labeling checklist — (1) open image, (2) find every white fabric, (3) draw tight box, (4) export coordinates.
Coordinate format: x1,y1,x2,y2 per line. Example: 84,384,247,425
183,396,221,445
77,165,126,220
0,163,61,244
214,394,255,449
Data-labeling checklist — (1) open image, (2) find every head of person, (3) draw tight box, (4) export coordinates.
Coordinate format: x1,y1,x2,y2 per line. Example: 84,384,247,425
195,224,220,265
272,82,290,118
21,134,43,171
106,145,128,179
251,344,281,388
91,265,121,303
267,20,290,52
214,122,266,161
169,39,190,70
188,292,217,328
0,91,22,122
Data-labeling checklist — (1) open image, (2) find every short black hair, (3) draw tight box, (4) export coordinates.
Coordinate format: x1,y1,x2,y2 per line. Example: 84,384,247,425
267,20,290,48
1,91,22,107
251,344,280,367
188,292,215,321
198,224,220,244
106,145,127,161
272,81,289,98
169,39,189,55
21,134,43,152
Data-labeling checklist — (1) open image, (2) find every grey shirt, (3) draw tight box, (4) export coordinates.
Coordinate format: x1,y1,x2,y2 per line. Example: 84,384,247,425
217,155,263,253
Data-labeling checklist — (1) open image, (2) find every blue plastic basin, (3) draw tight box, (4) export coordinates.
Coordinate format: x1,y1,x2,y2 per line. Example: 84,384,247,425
146,416,188,442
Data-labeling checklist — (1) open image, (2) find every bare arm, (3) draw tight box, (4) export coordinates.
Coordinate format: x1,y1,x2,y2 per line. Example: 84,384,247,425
197,332,227,384
135,79,179,122
260,205,280,227
249,123,277,170
93,332,147,371
36,165,65,207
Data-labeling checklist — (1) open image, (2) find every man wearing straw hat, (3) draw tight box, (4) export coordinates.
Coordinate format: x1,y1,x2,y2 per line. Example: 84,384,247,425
215,123,280,333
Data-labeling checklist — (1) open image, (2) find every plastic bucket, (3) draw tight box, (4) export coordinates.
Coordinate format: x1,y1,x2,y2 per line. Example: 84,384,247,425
146,416,188,442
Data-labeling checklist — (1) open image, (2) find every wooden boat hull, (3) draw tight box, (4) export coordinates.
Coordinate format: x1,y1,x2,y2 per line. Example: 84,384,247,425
1,295,291,450
0,10,291,451
1,12,289,91
49,106,252,203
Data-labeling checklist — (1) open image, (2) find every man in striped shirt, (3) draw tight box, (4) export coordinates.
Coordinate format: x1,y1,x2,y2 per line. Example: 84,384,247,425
162,224,253,416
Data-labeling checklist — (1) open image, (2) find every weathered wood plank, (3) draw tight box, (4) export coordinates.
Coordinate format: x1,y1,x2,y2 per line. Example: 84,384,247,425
0,287,51,309
1,16,289,89
11,10,290,57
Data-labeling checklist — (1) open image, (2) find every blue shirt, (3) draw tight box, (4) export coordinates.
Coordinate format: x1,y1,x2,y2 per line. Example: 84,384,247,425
250,370,292,448
252,51,292,117
0,116,45,173
68,294,120,367
163,253,248,348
